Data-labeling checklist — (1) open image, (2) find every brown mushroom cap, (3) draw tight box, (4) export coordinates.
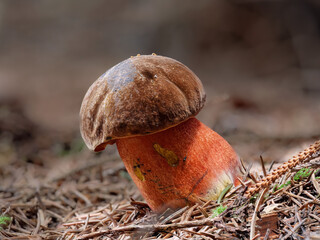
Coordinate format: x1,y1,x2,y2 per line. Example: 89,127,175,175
80,55,206,152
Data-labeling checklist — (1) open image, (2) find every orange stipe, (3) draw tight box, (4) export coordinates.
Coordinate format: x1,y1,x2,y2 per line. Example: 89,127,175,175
116,118,242,212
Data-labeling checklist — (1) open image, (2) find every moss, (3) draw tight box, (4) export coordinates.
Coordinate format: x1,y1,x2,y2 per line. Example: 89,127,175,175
293,168,312,181
274,180,292,191
211,205,227,218
274,168,315,192
0,215,11,229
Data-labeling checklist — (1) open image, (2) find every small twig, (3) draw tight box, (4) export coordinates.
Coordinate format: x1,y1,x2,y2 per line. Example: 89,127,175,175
72,189,92,206
249,173,258,184
282,219,306,239
83,214,90,230
197,206,209,218
283,190,312,202
159,206,188,224
76,218,222,240
114,218,219,232
237,177,247,187
268,160,276,173
304,190,316,200
181,204,197,222
35,190,46,211
309,213,320,223
251,234,260,240
103,210,118,227
8,225,33,234
63,219,101,226
250,188,268,240
77,230,110,239
244,162,253,179
10,211,35,228
311,173,320,196
260,156,267,177
263,228,270,240
32,210,42,235
182,229,218,239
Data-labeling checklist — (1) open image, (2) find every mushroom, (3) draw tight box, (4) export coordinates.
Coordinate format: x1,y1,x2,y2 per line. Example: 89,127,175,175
80,54,243,212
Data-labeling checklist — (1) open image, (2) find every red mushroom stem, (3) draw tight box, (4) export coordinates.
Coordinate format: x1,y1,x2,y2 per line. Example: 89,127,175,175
116,117,241,212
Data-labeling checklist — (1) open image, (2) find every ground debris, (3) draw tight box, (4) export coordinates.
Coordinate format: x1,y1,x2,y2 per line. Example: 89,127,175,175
1,102,319,239
1,148,320,239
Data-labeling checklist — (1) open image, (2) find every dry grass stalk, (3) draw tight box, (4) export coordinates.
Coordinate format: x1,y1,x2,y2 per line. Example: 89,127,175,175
245,140,320,198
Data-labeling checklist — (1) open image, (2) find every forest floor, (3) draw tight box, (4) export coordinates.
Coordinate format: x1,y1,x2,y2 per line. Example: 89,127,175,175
0,94,320,239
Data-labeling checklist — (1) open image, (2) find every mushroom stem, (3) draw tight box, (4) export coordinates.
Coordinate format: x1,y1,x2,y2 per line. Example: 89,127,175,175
116,118,242,212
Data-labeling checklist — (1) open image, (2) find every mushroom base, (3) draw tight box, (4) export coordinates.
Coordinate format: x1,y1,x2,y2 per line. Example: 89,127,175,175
116,118,242,212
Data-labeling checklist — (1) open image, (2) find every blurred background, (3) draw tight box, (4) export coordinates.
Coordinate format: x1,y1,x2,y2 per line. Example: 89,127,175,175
1,0,320,167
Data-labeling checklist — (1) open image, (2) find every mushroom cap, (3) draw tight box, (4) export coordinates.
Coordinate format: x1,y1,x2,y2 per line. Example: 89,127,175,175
80,55,206,152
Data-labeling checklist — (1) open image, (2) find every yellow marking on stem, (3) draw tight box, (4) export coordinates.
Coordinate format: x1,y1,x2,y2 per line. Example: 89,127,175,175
133,160,145,181
153,143,179,167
